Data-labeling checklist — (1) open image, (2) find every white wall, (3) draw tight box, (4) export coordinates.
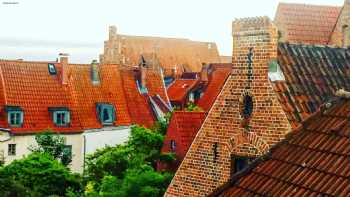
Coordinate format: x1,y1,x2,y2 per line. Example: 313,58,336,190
83,126,131,154
0,131,84,173
0,126,132,173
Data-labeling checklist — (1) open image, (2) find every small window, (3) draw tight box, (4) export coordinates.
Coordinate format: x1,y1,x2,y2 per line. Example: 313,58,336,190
48,107,70,127
170,140,176,152
242,95,253,119
96,103,116,125
48,63,57,75
53,111,70,126
231,155,255,176
5,106,24,127
8,144,16,156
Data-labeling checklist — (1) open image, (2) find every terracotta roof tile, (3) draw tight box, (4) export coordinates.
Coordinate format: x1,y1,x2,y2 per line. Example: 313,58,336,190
104,34,221,76
144,69,170,104
274,3,342,45
0,60,159,134
211,98,350,197
160,111,206,170
167,79,199,102
274,43,350,127
120,69,155,128
197,63,232,111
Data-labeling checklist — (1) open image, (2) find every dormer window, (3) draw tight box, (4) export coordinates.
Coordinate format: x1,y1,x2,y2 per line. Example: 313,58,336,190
5,106,23,127
96,103,116,125
48,63,57,75
48,107,70,127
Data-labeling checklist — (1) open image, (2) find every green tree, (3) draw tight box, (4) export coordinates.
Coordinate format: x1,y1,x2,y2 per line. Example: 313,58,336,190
84,125,175,197
29,130,72,166
185,102,203,112
1,153,82,197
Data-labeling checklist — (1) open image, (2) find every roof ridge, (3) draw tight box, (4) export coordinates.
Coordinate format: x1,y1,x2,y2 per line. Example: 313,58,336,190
277,2,342,8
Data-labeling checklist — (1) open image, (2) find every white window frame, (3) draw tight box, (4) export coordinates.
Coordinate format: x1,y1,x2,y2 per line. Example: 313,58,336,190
53,111,70,126
8,111,23,127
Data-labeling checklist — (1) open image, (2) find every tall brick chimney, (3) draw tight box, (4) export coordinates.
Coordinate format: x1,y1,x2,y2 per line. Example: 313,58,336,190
166,16,290,197
59,53,69,85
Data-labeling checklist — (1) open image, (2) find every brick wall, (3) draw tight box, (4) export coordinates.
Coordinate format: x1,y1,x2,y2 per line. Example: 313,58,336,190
329,0,350,47
165,16,291,197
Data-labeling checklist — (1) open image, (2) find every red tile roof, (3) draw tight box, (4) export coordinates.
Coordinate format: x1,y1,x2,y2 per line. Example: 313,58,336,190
197,64,232,111
274,3,342,45
115,35,221,75
0,59,158,134
120,69,155,128
144,68,170,104
273,43,350,128
210,97,350,197
160,111,206,170
167,79,199,102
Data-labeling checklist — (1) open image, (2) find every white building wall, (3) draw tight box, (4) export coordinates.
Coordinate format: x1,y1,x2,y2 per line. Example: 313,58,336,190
0,126,132,173
83,126,131,154
0,131,84,173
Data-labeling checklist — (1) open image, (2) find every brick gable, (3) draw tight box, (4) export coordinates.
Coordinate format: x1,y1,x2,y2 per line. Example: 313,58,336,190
165,17,290,196
329,0,350,47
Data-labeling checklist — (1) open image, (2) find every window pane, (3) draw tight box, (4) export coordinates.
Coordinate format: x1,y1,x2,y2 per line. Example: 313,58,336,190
8,144,16,156
103,108,110,121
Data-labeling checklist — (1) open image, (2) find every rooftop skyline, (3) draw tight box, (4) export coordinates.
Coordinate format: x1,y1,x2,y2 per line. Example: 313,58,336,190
0,0,344,63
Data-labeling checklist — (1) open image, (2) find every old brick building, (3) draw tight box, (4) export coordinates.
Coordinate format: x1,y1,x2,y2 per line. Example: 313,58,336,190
275,0,350,47
166,17,291,196
210,91,350,196
100,26,221,76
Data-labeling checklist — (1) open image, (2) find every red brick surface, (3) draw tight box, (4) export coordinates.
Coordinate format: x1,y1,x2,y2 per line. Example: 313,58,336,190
211,98,350,196
329,0,350,46
165,17,290,196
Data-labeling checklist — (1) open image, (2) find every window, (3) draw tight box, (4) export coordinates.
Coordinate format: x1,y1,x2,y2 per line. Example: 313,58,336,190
242,95,253,119
170,140,176,152
343,25,350,47
8,144,16,156
48,63,57,75
96,103,116,125
231,155,255,176
5,106,23,127
53,111,70,126
48,107,70,127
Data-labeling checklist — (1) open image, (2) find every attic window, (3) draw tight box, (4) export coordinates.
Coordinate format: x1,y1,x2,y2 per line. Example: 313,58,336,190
48,63,57,75
48,107,70,127
170,140,176,152
96,103,116,125
5,106,23,127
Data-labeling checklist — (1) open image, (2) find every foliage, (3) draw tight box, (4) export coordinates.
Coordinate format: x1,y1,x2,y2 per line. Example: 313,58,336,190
185,102,203,112
0,168,29,197
84,124,175,197
29,130,72,166
152,112,172,135
0,153,82,197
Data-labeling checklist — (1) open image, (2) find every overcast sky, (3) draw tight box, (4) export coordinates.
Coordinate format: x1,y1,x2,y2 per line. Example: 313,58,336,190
0,0,344,63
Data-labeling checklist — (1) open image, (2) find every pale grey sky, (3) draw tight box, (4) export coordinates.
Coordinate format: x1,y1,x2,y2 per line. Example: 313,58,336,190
0,0,344,63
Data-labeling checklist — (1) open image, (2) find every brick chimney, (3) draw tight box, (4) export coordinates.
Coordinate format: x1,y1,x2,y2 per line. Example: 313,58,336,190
200,63,209,82
91,60,100,85
59,53,69,85
166,16,291,197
